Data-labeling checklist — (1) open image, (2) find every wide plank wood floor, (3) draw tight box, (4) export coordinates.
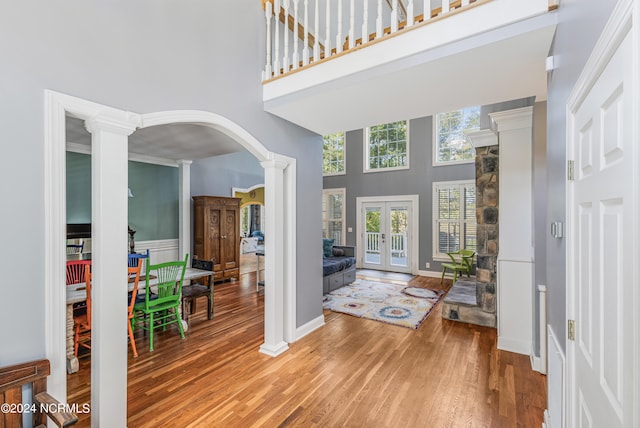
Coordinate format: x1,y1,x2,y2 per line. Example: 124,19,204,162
67,272,546,427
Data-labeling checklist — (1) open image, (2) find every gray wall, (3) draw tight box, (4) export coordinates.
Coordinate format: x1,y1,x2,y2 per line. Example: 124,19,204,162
324,98,536,274
0,0,322,365
66,152,180,241
545,0,617,352
191,151,265,197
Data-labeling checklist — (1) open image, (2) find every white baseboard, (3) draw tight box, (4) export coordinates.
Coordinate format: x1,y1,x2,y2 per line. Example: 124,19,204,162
530,354,544,373
417,269,444,278
295,314,325,341
546,325,565,428
259,341,289,357
543,409,550,428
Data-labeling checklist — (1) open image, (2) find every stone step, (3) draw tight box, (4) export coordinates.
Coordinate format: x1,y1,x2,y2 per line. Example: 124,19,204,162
442,278,496,328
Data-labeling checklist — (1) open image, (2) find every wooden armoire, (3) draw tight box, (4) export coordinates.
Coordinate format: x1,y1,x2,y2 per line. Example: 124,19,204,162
192,196,241,282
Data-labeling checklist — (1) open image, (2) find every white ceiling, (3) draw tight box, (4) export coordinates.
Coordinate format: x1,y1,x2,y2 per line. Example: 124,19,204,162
66,116,244,162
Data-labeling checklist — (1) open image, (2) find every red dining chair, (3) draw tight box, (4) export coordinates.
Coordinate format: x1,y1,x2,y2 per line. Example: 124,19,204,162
67,260,91,317
127,259,142,357
73,265,92,356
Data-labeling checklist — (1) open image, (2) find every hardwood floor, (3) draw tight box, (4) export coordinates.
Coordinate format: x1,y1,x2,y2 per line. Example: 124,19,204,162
67,273,546,427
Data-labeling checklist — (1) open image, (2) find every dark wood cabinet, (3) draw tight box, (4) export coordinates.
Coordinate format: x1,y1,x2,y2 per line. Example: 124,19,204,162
193,196,241,282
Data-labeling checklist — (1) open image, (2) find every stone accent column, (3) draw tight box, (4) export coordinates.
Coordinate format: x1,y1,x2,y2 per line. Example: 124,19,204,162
466,129,499,328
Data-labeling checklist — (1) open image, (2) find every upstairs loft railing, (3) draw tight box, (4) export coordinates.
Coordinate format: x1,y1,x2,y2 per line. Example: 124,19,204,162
261,0,560,82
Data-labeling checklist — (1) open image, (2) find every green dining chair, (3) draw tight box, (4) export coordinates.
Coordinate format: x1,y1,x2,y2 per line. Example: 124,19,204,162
441,249,475,284
133,254,188,351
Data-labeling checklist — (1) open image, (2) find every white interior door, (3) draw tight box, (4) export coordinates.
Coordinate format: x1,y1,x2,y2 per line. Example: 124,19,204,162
567,26,635,427
361,201,411,273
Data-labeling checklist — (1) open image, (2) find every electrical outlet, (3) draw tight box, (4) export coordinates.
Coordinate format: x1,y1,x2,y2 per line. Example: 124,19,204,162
425,262,430,269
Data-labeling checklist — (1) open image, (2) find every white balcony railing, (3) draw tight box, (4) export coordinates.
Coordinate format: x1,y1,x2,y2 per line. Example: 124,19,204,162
262,0,484,81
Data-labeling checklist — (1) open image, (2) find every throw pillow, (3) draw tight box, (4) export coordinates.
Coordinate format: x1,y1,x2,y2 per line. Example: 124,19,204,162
322,238,334,258
332,248,345,257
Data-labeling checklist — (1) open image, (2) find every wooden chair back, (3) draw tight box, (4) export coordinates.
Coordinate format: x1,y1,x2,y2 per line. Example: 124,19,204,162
66,260,91,285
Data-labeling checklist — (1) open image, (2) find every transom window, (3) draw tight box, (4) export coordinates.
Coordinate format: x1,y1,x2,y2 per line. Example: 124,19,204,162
365,121,408,172
433,180,476,259
323,132,345,175
322,188,345,245
434,107,480,165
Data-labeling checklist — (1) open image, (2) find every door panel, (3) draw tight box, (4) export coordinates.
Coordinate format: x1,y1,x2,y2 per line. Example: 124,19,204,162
569,32,633,427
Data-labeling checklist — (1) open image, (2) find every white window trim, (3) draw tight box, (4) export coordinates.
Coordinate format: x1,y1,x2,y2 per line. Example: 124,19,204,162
323,132,347,177
432,111,478,167
432,179,476,261
323,188,346,245
363,121,410,173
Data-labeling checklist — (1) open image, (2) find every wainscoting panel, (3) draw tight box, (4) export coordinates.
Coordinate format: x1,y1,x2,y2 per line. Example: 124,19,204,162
545,325,565,428
135,239,180,265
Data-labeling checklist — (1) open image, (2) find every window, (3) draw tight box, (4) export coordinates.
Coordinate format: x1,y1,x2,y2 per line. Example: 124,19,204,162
433,181,476,259
365,121,408,172
434,106,480,165
323,132,345,175
240,204,264,237
322,188,346,245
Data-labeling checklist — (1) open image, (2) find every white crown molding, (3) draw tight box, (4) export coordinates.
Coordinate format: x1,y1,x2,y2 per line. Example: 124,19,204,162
489,106,534,132
465,128,498,148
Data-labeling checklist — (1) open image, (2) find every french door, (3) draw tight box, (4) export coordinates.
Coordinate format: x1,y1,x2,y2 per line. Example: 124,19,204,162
360,200,412,273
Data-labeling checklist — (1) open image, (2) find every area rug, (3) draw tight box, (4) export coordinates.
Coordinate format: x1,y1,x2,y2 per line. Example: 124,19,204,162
323,280,445,330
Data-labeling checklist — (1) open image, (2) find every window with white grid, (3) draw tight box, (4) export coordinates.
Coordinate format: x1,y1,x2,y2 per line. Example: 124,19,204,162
364,121,409,172
322,188,345,245
433,181,476,259
323,132,345,176
433,107,480,165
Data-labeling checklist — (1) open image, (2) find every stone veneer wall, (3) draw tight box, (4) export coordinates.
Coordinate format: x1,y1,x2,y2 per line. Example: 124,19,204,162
475,145,499,327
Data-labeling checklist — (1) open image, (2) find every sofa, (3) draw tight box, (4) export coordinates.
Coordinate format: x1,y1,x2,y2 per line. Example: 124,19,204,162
322,243,357,294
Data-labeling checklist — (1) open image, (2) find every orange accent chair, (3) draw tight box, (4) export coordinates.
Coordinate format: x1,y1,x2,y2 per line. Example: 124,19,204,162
127,260,142,357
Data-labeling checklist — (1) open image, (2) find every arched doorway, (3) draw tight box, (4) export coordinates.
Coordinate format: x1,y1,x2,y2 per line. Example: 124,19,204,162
44,92,296,426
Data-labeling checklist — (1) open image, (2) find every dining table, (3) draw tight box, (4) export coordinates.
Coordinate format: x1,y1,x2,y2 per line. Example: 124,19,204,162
65,267,214,374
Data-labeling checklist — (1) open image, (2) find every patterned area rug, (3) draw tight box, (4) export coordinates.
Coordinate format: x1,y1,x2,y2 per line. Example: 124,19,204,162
323,280,445,330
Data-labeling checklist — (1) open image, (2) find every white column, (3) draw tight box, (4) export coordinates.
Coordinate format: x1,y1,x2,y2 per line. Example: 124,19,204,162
324,0,331,57
302,0,309,65
406,0,414,27
273,0,281,76
441,0,450,14
283,0,290,72
391,0,398,33
336,0,343,53
259,159,289,357
362,0,369,44
489,106,534,356
85,114,138,428
177,160,192,261
376,0,383,38
423,0,431,22
348,0,355,49
292,0,299,69
313,0,320,61
264,1,273,79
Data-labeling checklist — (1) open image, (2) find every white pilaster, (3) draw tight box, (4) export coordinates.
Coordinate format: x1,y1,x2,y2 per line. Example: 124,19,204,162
489,106,534,356
85,114,138,428
465,128,497,148
177,160,192,260
259,158,289,356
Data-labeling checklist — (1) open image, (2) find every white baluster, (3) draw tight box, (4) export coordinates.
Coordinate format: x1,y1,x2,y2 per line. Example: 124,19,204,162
376,0,383,38
461,0,469,6
406,0,414,27
348,0,355,49
302,0,309,65
423,0,431,22
336,0,343,53
313,0,320,61
283,0,290,72
441,0,450,14
324,0,331,57
362,0,369,44
292,0,299,69
391,0,398,33
264,1,273,79
273,0,281,76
